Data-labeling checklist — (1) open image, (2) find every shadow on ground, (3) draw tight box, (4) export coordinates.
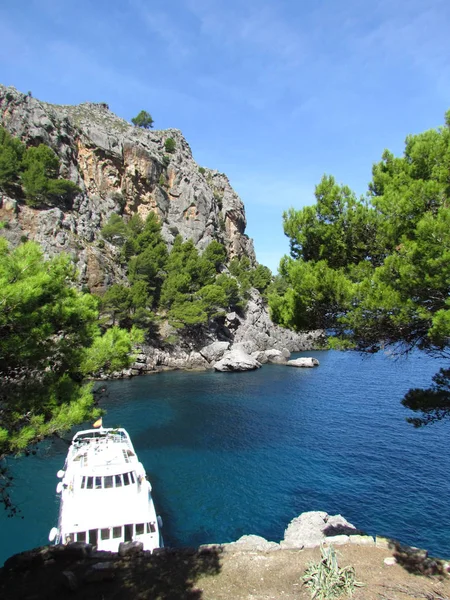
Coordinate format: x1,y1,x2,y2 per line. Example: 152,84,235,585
0,545,223,600
391,541,447,578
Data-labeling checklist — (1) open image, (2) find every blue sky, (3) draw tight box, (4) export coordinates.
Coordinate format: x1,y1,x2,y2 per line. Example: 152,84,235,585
1,0,450,272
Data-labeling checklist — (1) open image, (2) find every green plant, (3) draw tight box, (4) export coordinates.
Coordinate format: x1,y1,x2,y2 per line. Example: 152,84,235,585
159,174,166,187
303,545,363,599
131,110,154,129
164,138,176,153
162,155,170,167
198,166,206,175
164,334,180,346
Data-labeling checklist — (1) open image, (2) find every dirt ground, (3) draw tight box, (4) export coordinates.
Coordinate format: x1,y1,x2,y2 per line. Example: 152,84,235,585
197,544,450,600
1,543,449,600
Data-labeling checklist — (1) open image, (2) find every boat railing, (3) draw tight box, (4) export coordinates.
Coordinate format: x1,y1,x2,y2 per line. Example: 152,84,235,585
72,429,132,447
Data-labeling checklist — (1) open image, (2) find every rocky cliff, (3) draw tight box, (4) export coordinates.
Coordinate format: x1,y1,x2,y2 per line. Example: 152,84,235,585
0,84,256,293
0,85,321,363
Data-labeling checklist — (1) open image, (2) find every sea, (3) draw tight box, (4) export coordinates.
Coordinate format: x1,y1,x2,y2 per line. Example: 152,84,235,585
1,349,450,565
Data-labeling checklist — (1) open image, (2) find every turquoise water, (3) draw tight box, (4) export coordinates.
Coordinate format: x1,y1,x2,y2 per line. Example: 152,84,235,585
2,350,450,565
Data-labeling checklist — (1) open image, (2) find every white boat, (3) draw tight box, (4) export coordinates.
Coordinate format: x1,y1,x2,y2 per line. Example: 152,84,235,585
49,426,163,552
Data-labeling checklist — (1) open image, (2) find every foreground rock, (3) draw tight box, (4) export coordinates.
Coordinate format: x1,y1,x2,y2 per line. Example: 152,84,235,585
224,535,280,551
281,511,363,549
213,346,261,372
287,357,320,368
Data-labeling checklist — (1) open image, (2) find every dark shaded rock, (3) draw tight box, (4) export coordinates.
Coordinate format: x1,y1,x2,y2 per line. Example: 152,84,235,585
61,570,78,591
83,561,116,583
118,541,144,557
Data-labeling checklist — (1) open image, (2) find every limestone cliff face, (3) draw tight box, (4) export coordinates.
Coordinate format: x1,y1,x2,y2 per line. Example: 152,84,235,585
0,85,255,293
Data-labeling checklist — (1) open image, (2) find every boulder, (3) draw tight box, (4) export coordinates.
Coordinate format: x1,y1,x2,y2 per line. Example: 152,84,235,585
280,511,359,549
251,351,268,364
225,535,280,551
286,357,319,368
214,346,261,372
281,511,329,549
264,349,288,364
118,541,143,557
200,341,230,363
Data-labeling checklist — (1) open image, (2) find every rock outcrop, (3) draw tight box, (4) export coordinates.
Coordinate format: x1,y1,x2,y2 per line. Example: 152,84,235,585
230,290,323,353
0,85,255,293
280,511,364,549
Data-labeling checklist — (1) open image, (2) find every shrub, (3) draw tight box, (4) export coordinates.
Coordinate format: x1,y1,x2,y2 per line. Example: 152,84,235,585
101,214,128,245
0,127,24,188
21,144,80,206
164,138,176,153
162,155,170,167
198,166,206,175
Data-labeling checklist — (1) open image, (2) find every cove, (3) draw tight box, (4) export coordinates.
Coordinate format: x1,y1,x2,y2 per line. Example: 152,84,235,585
1,349,450,565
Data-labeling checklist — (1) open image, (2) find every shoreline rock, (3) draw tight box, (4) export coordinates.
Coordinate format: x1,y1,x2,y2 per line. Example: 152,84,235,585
213,345,261,372
286,357,320,368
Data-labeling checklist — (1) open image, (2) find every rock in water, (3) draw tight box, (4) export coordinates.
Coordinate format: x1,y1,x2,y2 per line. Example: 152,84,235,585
286,357,319,368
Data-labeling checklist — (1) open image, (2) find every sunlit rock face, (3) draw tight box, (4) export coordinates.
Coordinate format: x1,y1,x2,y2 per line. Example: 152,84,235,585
0,85,255,293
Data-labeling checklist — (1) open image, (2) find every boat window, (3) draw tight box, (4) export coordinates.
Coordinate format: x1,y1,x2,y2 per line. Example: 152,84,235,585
89,529,98,546
86,477,93,489
115,474,122,487
76,532,86,542
104,475,113,489
113,526,122,539
148,522,156,533
65,533,74,543
101,528,110,540
95,476,102,489
81,476,86,489
130,471,136,484
123,472,130,486
135,523,144,535
124,524,132,542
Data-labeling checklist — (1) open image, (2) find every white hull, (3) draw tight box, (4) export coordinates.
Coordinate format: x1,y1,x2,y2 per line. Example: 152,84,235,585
50,427,162,552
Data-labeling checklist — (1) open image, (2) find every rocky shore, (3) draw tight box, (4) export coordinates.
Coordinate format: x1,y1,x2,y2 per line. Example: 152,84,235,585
104,289,324,378
2,511,449,600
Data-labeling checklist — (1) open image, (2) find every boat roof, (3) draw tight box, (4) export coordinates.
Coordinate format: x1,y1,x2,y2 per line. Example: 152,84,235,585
59,483,158,531
66,428,139,477
59,427,157,532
